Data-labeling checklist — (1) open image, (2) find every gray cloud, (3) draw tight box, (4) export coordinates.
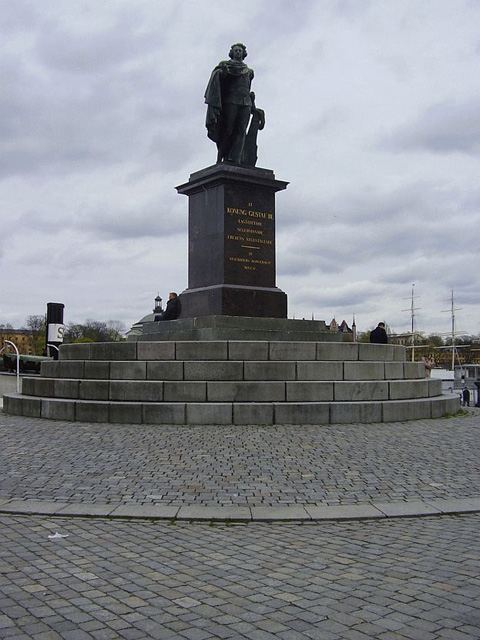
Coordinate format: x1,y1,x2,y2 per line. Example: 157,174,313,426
1,0,480,335
18,194,187,241
36,16,158,75
383,98,480,155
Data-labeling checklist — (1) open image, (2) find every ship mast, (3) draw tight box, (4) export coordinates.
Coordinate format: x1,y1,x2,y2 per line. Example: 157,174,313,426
402,284,420,362
442,290,462,371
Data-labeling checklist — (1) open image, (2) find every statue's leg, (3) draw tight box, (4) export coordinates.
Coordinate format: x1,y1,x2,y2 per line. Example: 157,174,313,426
221,104,239,162
227,106,251,163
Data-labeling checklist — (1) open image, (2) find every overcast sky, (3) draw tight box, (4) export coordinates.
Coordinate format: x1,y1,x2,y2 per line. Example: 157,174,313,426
1,0,479,336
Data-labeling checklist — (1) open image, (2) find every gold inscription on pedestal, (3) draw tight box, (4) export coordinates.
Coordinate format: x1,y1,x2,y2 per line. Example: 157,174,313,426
225,200,275,282
226,207,274,220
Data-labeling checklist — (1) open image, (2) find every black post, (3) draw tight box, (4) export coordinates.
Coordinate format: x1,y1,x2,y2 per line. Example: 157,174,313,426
45,302,65,360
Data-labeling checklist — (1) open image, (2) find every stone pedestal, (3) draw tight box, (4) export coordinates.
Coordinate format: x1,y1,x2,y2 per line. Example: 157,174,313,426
176,164,288,318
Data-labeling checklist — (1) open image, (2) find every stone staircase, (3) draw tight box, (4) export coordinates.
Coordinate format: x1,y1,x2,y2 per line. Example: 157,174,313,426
3,340,459,425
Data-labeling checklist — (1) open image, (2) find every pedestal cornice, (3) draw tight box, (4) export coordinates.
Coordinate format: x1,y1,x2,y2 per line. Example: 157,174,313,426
176,163,289,196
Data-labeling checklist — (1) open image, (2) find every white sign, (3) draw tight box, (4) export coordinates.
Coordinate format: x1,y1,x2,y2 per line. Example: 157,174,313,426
47,324,64,342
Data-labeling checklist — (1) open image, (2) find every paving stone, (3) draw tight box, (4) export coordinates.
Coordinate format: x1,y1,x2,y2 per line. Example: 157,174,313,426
86,343,133,361
109,402,143,425
316,343,359,361
373,501,443,517
232,403,274,425
176,505,251,521
402,361,425,380
286,382,334,402
334,381,388,402
175,342,228,361
84,361,111,380
249,506,311,521
0,615,15,629
274,402,330,424
143,402,186,424
269,342,317,361
137,342,176,361
74,400,109,423
109,381,163,402
296,361,343,381
146,361,184,380
227,341,269,361
389,379,429,400
208,381,285,402
164,382,207,402
382,398,433,422
110,504,179,519
109,362,147,380
1,412,480,510
185,403,232,425
384,362,404,380
78,380,109,401
41,399,75,421
54,379,80,400
184,361,244,381
56,503,117,517
330,401,382,424
56,361,85,379
2,500,68,515
304,504,385,520
344,362,385,380
426,497,480,513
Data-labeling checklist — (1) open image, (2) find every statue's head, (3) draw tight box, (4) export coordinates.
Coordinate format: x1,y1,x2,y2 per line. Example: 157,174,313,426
229,43,247,60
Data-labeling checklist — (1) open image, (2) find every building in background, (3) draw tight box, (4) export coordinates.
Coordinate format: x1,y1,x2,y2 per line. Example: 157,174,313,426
0,328,34,355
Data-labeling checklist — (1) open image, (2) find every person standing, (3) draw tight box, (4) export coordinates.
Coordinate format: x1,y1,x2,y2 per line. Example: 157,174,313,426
422,354,435,377
369,322,388,344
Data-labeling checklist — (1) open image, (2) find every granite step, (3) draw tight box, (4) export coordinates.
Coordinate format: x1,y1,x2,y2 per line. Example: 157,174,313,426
58,340,406,363
21,377,442,402
2,340,461,424
41,359,426,381
2,393,460,425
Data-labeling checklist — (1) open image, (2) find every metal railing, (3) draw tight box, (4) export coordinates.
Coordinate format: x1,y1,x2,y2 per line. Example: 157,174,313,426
1,341,20,392
47,344,59,357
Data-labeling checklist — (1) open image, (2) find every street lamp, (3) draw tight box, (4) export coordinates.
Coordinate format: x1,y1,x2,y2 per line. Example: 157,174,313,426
153,294,163,314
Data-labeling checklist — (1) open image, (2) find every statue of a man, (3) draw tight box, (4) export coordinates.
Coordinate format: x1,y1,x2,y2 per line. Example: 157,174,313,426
204,43,254,164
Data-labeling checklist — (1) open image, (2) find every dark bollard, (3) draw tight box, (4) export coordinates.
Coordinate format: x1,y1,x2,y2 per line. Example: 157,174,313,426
46,302,65,360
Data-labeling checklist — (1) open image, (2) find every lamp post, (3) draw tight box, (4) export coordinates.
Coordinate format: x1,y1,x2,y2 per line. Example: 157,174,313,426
2,340,20,392
154,294,163,314
153,294,164,321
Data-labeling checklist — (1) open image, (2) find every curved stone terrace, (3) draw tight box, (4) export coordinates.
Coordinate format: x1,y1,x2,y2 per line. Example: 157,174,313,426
0,408,479,522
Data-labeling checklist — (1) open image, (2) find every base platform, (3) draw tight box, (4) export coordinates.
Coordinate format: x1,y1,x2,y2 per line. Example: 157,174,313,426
128,315,340,343
3,339,460,425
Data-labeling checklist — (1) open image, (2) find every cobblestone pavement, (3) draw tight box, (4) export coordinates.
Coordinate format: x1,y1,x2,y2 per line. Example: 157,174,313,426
0,513,479,639
1,412,480,638
0,411,479,507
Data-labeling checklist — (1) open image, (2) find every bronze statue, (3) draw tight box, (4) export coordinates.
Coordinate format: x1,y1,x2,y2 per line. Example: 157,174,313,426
205,43,263,166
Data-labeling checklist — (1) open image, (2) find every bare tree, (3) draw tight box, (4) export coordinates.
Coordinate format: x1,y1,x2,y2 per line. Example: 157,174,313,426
64,319,125,343
24,315,46,354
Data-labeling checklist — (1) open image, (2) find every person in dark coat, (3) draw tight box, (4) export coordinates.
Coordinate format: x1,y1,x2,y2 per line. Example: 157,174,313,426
156,292,181,321
370,322,388,344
